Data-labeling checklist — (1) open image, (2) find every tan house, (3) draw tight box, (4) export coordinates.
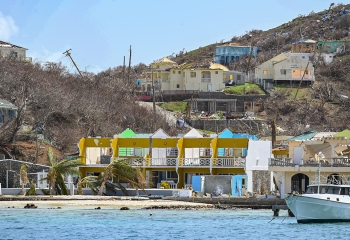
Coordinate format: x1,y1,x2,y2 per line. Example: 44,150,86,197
254,53,314,84
0,40,28,60
138,58,230,93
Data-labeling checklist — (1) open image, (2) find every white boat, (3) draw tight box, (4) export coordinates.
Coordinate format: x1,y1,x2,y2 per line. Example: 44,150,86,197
286,170,350,223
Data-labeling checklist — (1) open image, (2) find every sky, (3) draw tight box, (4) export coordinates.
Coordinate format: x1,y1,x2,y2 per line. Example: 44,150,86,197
0,0,340,74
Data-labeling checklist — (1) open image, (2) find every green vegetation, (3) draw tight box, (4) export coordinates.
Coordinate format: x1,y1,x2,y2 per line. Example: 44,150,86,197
274,85,312,100
45,148,84,195
161,102,188,112
224,83,265,95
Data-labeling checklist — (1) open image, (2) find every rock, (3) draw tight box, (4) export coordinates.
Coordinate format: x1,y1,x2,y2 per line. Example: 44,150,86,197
95,207,101,210
120,207,130,210
24,203,37,209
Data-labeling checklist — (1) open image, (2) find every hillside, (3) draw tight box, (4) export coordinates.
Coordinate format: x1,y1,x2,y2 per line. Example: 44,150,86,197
168,3,350,135
1,3,350,162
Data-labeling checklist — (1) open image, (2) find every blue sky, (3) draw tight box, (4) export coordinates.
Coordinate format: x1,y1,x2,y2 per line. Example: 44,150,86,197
0,0,339,74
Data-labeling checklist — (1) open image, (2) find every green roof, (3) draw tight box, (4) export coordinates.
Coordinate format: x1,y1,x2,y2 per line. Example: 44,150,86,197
119,128,136,138
333,129,350,138
287,131,317,141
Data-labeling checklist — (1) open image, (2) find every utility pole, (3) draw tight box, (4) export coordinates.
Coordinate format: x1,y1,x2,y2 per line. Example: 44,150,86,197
245,39,256,82
151,67,156,113
63,49,83,77
271,119,276,149
127,45,132,84
122,56,126,82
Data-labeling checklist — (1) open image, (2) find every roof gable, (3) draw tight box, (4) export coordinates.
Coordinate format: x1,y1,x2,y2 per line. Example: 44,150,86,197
184,129,203,138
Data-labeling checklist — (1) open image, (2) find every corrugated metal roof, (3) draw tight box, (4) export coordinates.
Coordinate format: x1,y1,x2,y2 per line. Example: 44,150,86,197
0,40,26,49
287,131,317,141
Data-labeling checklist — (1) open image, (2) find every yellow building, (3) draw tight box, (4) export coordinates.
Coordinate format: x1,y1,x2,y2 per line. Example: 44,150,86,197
78,129,252,189
139,58,230,93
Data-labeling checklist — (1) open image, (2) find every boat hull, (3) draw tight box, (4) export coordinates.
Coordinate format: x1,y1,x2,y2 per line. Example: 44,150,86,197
286,194,350,223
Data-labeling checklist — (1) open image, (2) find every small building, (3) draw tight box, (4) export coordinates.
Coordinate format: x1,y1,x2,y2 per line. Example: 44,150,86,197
317,40,350,54
0,99,18,125
0,40,28,60
213,43,258,65
254,53,315,85
291,39,317,53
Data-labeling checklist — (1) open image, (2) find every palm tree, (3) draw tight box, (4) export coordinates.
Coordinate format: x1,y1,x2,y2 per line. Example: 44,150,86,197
97,159,146,196
46,148,84,195
20,164,29,196
77,176,98,195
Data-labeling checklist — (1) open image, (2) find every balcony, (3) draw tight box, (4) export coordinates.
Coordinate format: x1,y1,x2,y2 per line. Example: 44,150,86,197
201,78,211,83
269,158,350,167
122,157,245,168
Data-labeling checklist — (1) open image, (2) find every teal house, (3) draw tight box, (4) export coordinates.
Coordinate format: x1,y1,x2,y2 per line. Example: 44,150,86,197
213,44,258,64
317,40,349,53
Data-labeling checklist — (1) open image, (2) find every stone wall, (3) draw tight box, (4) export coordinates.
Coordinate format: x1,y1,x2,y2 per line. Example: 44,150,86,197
0,160,49,188
252,170,271,194
186,119,267,135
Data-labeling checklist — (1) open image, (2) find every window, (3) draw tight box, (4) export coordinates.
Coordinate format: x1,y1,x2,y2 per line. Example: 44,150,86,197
176,84,180,88
305,70,308,74
178,71,181,74
172,70,175,74
190,72,196,77
215,71,218,74
280,69,286,75
263,69,268,74
157,65,160,68
237,75,241,80
223,75,227,79
229,75,233,80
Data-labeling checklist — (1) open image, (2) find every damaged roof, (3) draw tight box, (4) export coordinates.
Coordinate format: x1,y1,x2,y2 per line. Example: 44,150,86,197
0,40,27,50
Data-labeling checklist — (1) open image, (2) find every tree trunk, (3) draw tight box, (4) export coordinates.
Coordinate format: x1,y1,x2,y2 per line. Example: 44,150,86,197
50,178,56,195
22,182,25,196
98,180,107,196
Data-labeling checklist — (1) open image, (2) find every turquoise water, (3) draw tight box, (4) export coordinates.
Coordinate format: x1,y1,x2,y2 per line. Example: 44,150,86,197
0,206,348,240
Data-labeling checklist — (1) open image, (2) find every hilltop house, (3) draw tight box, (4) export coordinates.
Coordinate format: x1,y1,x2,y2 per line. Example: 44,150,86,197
317,40,350,54
291,39,317,53
137,58,247,94
254,53,315,85
0,40,29,61
213,43,258,65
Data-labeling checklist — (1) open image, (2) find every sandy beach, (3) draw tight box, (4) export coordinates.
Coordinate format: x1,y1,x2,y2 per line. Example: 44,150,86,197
0,196,211,209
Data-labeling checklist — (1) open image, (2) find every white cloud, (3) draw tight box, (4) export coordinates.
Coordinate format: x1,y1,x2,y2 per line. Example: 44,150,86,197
0,12,19,41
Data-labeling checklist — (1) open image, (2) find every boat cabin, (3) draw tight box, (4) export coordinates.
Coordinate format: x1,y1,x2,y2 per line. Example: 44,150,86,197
306,185,350,195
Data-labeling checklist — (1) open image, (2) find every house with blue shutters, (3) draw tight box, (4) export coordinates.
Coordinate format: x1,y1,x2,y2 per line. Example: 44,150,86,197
213,44,258,65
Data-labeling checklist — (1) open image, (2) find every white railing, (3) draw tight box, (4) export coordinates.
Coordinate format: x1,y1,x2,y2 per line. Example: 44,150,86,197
201,78,211,83
150,158,177,166
182,158,211,166
124,158,144,166
269,158,350,167
214,157,246,167
117,157,246,168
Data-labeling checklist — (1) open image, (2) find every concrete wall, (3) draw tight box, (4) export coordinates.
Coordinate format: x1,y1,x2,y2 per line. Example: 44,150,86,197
187,119,267,135
202,175,232,195
0,160,49,188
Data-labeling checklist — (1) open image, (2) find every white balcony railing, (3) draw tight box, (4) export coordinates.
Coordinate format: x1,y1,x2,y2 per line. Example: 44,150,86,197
121,157,245,168
269,158,350,167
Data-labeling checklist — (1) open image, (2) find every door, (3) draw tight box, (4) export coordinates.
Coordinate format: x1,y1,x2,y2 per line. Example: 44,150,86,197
207,84,212,91
293,147,303,165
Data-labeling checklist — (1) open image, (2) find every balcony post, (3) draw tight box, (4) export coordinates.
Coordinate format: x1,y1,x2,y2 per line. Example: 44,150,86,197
210,158,212,174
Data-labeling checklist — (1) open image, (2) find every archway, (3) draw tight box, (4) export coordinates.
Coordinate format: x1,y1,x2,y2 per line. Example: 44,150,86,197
291,173,309,193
